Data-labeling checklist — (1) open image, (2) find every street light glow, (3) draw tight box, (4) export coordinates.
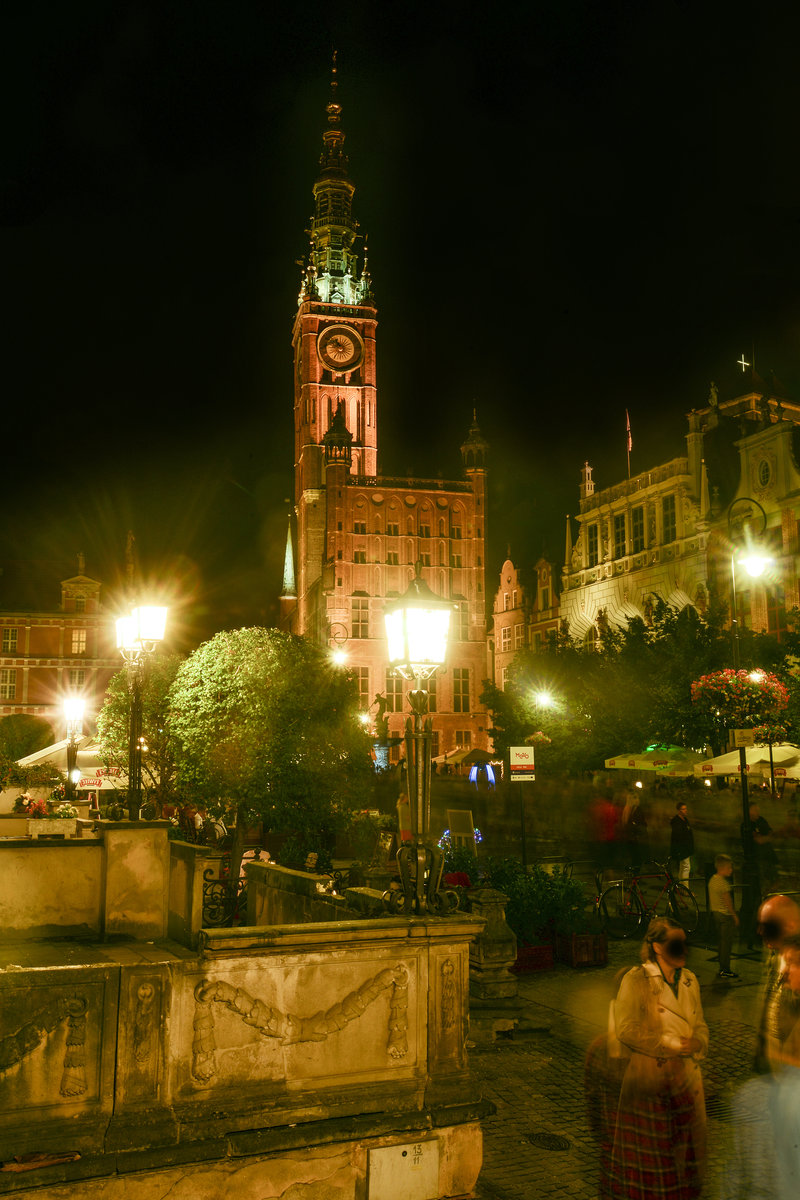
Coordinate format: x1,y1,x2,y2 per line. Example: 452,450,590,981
533,690,553,708
740,554,770,578
384,567,454,681
330,647,348,666
63,696,85,725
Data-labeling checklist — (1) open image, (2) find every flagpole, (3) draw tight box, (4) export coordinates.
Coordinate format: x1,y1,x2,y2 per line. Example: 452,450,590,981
626,410,632,479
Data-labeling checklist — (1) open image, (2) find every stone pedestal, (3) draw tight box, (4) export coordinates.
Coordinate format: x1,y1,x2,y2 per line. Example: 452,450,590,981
466,887,524,1042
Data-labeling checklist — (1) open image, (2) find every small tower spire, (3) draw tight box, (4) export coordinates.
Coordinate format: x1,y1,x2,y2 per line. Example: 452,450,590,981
564,515,573,564
460,411,489,472
298,54,372,308
281,516,297,599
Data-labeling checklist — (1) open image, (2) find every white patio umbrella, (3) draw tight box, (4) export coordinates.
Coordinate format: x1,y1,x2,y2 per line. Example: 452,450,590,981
693,743,800,778
17,737,127,788
604,752,644,769
605,746,703,773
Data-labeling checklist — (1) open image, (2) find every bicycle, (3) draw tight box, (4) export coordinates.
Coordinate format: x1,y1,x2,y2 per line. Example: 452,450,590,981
597,859,700,938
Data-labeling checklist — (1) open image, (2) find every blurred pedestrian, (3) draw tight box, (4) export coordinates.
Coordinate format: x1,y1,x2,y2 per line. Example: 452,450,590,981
669,802,694,882
607,916,708,1199
771,932,800,1199
743,803,780,894
708,853,739,980
754,894,800,1074
722,923,800,1200
620,790,649,869
585,969,631,1199
590,783,622,886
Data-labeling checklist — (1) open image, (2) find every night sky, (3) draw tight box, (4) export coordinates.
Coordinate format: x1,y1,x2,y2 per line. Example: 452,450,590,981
5,2,800,648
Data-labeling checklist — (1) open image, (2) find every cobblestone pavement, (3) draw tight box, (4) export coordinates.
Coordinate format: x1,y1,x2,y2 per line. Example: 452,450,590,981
470,934,767,1199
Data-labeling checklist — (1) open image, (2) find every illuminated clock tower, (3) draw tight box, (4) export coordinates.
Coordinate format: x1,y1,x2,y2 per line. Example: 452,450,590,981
292,59,377,635
287,63,490,758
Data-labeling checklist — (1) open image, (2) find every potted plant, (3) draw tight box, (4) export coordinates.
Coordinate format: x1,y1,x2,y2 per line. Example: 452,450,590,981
553,895,607,967
21,796,79,839
480,859,556,971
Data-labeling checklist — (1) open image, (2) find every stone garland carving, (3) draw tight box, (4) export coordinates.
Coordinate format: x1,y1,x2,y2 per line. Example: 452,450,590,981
0,995,88,1098
192,965,409,1084
133,982,157,1064
60,999,88,1097
440,959,457,1033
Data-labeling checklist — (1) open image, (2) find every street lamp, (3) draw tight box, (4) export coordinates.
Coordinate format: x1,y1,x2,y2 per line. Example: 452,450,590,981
383,565,456,915
728,496,771,671
116,605,168,820
63,696,85,806
727,497,771,929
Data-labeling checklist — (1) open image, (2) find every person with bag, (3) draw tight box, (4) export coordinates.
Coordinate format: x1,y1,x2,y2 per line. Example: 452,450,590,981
606,916,708,1199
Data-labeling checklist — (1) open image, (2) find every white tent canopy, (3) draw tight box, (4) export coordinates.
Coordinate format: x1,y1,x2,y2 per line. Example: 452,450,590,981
16,737,128,791
605,746,704,774
693,743,800,779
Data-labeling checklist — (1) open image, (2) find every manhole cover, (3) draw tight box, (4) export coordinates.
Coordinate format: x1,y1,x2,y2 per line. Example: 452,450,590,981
526,1131,572,1151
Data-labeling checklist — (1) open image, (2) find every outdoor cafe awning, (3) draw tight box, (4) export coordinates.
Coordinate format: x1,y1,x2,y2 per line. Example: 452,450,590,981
605,745,703,774
693,743,800,779
17,737,127,789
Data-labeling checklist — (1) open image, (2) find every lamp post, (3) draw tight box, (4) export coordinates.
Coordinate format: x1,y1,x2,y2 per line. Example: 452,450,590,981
63,696,85,806
116,605,168,820
727,497,770,929
383,565,456,915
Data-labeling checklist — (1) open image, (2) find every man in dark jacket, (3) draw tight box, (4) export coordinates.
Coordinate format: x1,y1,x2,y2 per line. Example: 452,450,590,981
670,801,694,881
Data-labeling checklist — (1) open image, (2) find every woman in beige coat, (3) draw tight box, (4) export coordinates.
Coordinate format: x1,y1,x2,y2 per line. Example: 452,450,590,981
606,916,708,1200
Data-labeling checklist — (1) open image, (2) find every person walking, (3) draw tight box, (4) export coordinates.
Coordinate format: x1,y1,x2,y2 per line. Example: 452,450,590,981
708,853,739,980
670,802,694,883
606,916,708,1200
754,894,800,1073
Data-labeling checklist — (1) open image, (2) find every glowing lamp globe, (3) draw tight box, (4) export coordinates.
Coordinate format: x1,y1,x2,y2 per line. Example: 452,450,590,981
116,606,168,652
740,554,769,578
384,568,454,681
63,696,85,725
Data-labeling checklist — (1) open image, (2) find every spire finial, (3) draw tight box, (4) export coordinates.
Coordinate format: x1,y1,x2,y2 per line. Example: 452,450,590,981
281,515,297,599
327,49,341,127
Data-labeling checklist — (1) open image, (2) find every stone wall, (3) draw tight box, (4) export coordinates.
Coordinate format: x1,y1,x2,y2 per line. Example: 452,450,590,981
0,842,103,939
0,917,487,1199
246,859,356,925
0,823,170,942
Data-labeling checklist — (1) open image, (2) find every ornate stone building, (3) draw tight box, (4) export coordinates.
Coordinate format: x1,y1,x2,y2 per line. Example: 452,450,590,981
283,67,490,754
0,555,118,737
559,452,710,642
489,372,800,686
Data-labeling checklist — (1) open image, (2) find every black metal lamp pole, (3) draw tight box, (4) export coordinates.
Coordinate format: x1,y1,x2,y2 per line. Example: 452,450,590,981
126,658,144,821
383,566,457,917
63,698,84,806
728,498,768,932
116,606,168,822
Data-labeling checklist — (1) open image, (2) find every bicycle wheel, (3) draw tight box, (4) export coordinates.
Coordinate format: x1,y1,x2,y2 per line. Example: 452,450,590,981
599,882,644,939
669,883,699,933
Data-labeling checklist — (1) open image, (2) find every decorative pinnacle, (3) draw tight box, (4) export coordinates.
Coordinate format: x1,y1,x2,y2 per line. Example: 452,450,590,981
327,50,341,126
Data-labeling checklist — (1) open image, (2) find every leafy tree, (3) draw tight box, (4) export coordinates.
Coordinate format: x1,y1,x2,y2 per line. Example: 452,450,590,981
167,628,374,878
482,597,800,775
96,652,183,810
0,714,54,761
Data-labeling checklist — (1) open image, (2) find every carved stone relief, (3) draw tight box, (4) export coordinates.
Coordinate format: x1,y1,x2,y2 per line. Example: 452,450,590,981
0,994,88,1099
191,964,409,1084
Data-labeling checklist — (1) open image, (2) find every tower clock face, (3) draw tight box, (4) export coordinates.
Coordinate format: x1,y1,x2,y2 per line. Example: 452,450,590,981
317,324,363,372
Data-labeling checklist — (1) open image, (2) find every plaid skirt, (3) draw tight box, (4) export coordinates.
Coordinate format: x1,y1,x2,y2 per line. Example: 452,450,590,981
605,1055,705,1200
